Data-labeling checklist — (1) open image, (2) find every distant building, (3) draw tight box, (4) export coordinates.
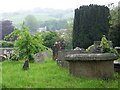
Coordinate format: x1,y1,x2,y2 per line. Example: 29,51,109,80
0,20,14,40
37,26,47,32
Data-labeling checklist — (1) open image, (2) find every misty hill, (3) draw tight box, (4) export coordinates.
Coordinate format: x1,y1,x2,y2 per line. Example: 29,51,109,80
1,8,74,26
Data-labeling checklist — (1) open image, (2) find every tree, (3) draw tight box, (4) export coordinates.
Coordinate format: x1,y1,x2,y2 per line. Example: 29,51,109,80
58,19,73,49
6,24,46,61
72,5,110,49
108,2,120,47
109,22,120,47
0,20,14,40
24,15,38,33
40,31,59,49
40,19,68,31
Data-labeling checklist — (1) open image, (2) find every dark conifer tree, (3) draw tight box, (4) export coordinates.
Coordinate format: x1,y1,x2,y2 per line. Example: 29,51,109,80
72,5,110,49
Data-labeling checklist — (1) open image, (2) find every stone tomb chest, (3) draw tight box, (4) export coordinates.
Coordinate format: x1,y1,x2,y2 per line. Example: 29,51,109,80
65,53,118,79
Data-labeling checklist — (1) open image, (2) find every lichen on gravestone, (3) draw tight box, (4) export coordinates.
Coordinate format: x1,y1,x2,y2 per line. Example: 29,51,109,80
34,53,45,63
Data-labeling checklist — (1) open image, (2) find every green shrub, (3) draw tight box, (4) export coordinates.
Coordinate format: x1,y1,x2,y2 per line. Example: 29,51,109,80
100,35,119,56
100,35,111,53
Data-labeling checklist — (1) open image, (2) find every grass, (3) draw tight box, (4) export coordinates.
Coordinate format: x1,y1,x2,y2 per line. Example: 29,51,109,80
2,59,119,88
0,62,2,89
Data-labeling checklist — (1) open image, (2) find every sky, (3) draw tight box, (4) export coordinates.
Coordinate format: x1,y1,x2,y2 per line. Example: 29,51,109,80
0,0,119,12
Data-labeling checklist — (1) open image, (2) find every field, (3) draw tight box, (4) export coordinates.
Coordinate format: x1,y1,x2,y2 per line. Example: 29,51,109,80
1,59,119,88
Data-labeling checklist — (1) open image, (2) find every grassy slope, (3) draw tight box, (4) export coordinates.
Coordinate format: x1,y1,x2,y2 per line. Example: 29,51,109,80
2,59,119,88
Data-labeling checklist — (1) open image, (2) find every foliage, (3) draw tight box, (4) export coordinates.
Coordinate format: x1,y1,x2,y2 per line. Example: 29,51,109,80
86,45,94,52
55,19,73,49
9,53,19,61
100,35,111,52
0,20,14,40
108,21,120,47
109,7,119,25
2,60,119,88
62,19,73,49
6,24,46,61
40,31,59,49
72,5,110,49
108,5,120,47
100,35,118,55
1,40,14,48
24,15,38,33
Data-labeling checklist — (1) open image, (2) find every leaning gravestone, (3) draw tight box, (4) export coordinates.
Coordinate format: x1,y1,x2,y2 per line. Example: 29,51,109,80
34,53,45,63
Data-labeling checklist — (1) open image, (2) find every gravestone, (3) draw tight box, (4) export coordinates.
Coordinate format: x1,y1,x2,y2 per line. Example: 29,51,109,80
57,47,86,68
53,42,61,60
23,60,29,70
114,60,120,73
115,47,120,54
41,50,52,59
53,41,65,61
65,53,118,79
34,53,45,63
0,54,7,62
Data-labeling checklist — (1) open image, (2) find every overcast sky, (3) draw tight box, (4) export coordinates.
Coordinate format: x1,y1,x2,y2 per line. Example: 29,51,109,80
0,0,119,12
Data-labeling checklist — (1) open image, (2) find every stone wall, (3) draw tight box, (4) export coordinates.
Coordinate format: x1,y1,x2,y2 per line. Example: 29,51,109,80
0,48,13,55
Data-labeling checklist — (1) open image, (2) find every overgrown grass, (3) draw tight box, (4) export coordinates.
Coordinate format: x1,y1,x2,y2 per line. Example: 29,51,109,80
2,59,119,88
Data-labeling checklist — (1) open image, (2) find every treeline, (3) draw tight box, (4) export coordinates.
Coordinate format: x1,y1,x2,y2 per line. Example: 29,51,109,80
40,19,68,31
23,15,69,32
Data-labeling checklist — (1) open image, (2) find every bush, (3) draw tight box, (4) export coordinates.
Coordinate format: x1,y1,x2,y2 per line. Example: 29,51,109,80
9,53,19,61
100,35,119,56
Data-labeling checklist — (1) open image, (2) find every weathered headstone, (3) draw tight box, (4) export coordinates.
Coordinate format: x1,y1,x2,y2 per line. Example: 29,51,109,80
34,53,45,63
52,41,65,61
114,60,120,73
57,47,86,68
0,54,7,62
41,50,52,59
65,53,118,79
115,47,120,54
53,42,61,60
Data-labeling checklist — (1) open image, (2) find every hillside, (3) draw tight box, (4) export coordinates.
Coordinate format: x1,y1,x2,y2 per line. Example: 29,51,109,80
1,8,74,26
